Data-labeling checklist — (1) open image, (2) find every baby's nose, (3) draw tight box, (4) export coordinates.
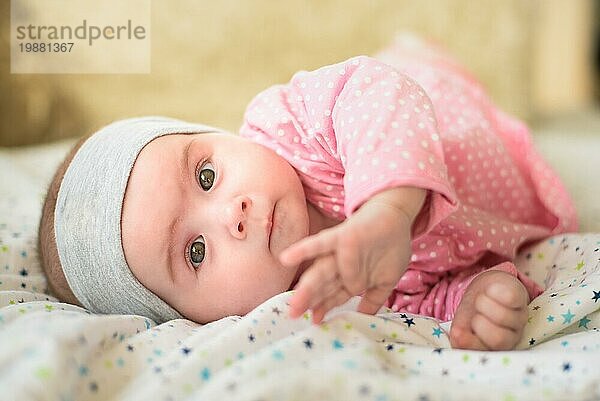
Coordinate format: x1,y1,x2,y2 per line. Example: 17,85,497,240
223,195,251,239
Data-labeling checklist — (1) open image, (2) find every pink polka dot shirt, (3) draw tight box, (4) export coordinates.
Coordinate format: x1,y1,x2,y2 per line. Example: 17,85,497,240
239,51,577,322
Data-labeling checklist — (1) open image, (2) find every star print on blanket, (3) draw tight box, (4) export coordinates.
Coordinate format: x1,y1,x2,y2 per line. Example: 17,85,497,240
0,229,598,400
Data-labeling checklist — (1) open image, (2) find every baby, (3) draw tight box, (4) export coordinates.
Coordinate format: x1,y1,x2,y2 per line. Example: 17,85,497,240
38,37,577,351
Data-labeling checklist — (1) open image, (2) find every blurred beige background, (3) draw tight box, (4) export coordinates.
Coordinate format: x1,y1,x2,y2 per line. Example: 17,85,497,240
1,0,597,146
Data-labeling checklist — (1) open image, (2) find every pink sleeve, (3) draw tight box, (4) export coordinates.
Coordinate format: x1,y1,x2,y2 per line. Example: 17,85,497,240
241,56,459,237
329,56,458,236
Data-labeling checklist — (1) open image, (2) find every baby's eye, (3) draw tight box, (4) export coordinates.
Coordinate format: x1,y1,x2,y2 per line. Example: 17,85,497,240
189,236,206,268
197,161,216,191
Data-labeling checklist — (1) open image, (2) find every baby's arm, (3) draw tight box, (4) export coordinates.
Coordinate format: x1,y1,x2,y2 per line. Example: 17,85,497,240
280,186,426,323
241,56,459,320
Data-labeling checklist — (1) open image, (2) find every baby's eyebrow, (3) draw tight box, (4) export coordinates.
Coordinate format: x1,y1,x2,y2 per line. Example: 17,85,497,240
164,139,194,282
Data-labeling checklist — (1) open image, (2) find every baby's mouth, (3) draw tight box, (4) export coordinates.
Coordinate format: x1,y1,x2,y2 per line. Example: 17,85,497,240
267,201,276,250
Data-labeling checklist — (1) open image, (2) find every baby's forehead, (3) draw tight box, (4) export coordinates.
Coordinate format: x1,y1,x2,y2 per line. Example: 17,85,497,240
136,130,230,150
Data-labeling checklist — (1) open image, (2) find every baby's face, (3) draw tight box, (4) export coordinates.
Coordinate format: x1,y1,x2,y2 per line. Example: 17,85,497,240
121,133,309,323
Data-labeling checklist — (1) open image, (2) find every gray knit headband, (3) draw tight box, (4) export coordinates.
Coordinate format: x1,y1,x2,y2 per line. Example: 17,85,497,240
54,116,225,324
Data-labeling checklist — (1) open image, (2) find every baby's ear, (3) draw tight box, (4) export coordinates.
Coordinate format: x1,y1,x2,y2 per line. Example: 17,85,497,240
38,136,88,307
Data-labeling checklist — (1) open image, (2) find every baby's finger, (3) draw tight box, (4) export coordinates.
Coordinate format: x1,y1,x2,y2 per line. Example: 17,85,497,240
311,306,327,325
335,234,364,295
356,285,391,315
279,227,338,267
311,287,353,324
288,254,336,318
315,272,343,307
303,256,340,311
474,293,527,331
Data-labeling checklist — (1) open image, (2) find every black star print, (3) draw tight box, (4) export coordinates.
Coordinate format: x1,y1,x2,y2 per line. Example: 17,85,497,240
533,305,540,310
181,347,192,355
126,344,134,352
403,318,415,327
19,268,28,276
442,369,449,376
248,334,255,342
562,362,571,372
386,344,394,351
526,366,535,375
20,283,26,288
303,339,313,349
526,253,532,259
433,348,443,354
550,293,558,298
359,385,370,395
399,313,408,318
592,291,600,303
89,382,98,392
529,338,536,346
480,356,488,365
419,395,431,401
18,298,24,303
272,307,282,315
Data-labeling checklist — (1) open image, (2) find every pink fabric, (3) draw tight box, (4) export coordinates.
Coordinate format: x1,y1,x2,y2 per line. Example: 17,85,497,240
239,42,577,322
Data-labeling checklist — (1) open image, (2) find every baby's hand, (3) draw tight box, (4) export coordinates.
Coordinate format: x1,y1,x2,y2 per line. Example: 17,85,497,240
280,187,425,324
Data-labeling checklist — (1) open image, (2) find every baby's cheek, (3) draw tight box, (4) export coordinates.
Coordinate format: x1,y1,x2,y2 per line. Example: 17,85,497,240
237,277,286,314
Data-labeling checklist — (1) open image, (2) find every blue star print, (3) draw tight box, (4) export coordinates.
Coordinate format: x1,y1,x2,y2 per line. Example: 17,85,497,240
432,328,443,338
200,367,211,381
578,316,591,329
561,310,575,324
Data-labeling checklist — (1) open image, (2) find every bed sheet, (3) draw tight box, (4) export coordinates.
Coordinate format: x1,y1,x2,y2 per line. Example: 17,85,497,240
0,141,598,401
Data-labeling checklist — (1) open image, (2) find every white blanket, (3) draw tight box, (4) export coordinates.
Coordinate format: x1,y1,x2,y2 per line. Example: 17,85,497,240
0,140,598,401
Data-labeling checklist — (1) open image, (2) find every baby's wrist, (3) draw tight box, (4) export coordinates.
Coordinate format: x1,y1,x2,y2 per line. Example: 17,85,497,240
362,186,427,231
369,186,426,218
